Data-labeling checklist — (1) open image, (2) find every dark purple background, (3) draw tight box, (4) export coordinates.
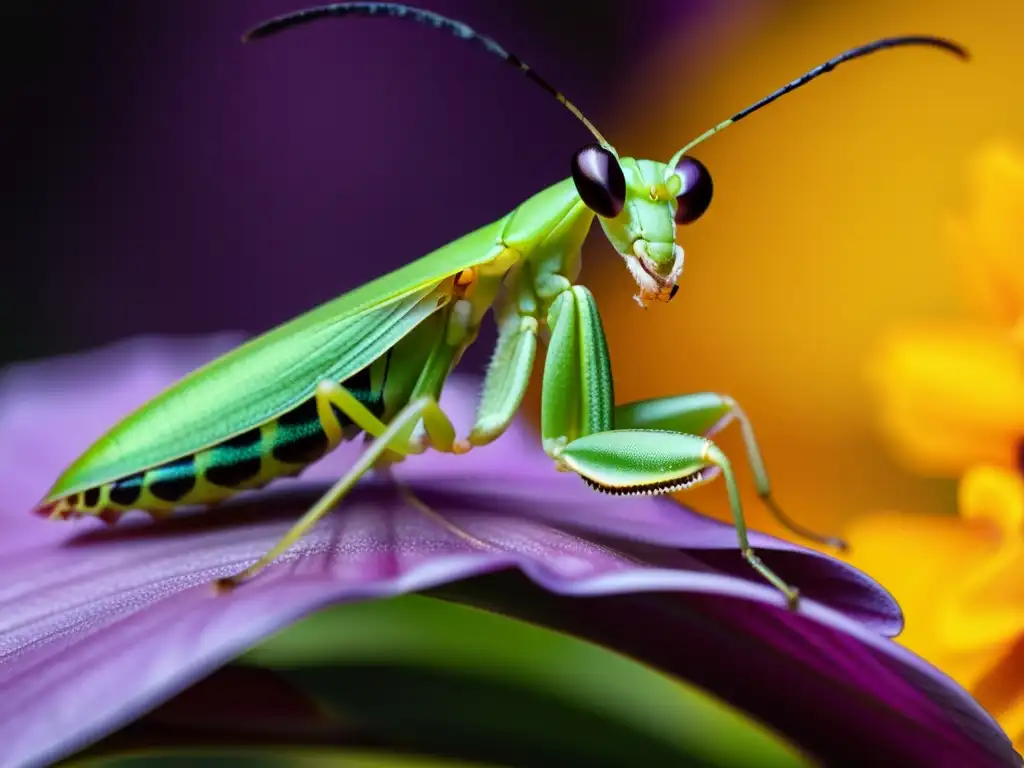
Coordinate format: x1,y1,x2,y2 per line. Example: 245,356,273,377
5,0,716,368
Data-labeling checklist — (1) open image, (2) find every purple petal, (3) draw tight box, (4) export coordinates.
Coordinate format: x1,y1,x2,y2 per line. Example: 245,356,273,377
0,482,1009,767
437,573,1019,768
427,480,900,634
0,334,246,550
0,335,1014,767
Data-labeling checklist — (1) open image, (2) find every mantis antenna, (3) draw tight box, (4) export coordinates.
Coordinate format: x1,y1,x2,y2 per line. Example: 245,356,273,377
243,2,612,148
667,35,969,171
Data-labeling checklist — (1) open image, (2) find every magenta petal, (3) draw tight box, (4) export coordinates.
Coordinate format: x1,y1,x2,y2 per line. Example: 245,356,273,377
423,480,901,635
439,574,1018,768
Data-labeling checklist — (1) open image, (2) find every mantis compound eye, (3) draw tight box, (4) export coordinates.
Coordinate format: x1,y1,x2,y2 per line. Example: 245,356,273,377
673,156,713,225
571,143,626,218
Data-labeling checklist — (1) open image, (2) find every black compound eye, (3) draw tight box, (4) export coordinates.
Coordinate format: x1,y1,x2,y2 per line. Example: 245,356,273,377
673,156,713,225
571,143,626,218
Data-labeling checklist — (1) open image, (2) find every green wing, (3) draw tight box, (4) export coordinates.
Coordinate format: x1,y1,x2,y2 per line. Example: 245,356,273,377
48,218,510,499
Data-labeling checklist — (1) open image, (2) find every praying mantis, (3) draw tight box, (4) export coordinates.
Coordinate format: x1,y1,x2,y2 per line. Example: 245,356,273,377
34,2,968,609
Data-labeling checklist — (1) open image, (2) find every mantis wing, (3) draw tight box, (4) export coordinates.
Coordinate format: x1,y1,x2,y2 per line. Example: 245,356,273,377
49,222,509,497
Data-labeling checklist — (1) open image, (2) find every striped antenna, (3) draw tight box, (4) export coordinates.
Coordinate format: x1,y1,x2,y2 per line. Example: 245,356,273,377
244,2,610,147
667,35,969,172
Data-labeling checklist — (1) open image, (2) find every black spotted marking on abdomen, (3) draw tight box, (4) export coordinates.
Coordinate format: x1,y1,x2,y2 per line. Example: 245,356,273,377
206,428,263,488
149,456,197,502
272,397,331,465
52,358,396,518
109,472,145,506
270,363,387,465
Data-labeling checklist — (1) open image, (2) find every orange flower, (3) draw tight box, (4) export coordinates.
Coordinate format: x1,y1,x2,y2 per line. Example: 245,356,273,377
845,141,1024,751
865,324,1024,476
949,144,1024,329
865,144,1024,477
844,466,1024,750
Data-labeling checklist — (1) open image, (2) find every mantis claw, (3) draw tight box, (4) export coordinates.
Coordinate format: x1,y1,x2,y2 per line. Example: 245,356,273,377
785,587,801,612
212,576,241,594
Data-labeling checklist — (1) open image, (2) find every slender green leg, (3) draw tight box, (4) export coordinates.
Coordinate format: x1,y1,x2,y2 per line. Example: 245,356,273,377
216,311,468,589
382,465,498,553
558,430,799,607
460,275,540,449
314,379,392,440
214,394,456,590
539,285,800,608
614,394,847,551
403,314,467,456
216,309,468,589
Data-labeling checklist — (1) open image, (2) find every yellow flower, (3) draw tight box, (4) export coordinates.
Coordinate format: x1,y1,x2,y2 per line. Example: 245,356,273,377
847,141,1024,750
865,144,1024,477
866,324,1024,476
949,143,1024,329
844,465,1024,750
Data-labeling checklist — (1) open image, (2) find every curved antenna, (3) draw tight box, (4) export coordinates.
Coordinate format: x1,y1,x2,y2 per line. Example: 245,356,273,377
244,2,611,149
666,35,969,172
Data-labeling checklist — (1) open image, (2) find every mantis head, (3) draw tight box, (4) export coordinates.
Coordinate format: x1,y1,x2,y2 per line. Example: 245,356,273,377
571,144,713,307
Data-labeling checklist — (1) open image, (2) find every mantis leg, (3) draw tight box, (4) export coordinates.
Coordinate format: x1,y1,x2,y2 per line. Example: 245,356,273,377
460,281,540,449
313,379,392,440
540,285,801,608
614,394,846,551
215,393,457,590
216,309,466,589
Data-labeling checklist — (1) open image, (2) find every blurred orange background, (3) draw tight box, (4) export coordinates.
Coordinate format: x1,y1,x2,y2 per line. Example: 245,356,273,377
558,0,1024,543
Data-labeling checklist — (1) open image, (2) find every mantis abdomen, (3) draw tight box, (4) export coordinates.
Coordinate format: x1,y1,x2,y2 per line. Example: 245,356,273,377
38,355,394,523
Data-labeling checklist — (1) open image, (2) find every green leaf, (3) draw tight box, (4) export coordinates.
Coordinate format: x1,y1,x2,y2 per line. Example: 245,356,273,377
241,595,811,768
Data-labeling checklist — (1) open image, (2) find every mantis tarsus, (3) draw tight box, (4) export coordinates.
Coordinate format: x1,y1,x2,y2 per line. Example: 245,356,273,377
35,3,968,609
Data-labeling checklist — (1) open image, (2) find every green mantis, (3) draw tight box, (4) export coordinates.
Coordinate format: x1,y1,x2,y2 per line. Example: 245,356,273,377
34,2,968,609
